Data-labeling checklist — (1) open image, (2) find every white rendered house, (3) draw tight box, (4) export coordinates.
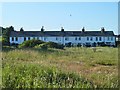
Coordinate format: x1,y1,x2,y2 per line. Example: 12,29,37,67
9,27,116,47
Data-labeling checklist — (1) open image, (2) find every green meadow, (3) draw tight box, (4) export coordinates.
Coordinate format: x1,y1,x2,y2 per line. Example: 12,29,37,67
2,47,118,88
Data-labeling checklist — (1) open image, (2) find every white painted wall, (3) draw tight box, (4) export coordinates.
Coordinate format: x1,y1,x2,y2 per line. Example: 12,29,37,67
9,36,116,46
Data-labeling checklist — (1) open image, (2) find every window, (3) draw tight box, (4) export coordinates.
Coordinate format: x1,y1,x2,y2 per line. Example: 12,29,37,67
79,37,81,40
37,37,39,40
65,43,68,45
24,37,26,41
111,37,113,41
12,37,14,41
78,43,81,46
90,37,92,41
86,43,90,45
96,37,98,41
106,42,111,45
56,37,58,40
33,37,35,39
99,37,102,41
65,37,69,41
87,37,89,41
107,37,110,40
75,37,77,40
28,37,30,40
16,37,18,41
44,37,47,40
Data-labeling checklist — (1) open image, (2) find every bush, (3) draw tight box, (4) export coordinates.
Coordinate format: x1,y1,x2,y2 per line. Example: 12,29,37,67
34,41,64,49
40,44,48,50
35,44,48,50
2,37,10,46
18,39,45,48
45,41,64,49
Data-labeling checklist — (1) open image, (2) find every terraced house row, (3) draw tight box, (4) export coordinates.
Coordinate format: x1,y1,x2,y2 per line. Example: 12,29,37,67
9,27,116,47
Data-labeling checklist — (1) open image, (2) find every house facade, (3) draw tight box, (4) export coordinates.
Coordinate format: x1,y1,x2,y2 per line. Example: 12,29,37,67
9,27,116,47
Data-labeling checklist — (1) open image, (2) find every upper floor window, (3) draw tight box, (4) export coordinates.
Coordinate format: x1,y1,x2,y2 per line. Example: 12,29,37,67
87,37,89,41
75,37,77,40
65,37,69,41
16,37,18,41
99,37,102,41
90,37,92,41
12,37,14,41
96,37,98,41
79,37,81,40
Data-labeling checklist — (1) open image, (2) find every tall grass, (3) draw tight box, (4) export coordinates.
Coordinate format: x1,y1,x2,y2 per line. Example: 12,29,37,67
2,47,118,88
2,63,95,88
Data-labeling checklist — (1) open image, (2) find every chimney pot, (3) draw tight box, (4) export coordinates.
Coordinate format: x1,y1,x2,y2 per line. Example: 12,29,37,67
61,27,64,32
41,26,44,32
82,27,85,32
101,27,105,33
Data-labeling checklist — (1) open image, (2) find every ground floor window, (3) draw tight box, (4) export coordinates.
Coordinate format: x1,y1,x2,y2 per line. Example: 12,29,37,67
90,37,92,41
99,37,102,41
107,37,110,41
44,37,47,40
37,37,39,40
12,37,14,41
24,37,26,41
96,37,98,41
28,37,30,40
86,43,90,45
75,37,77,40
33,37,35,39
65,37,69,41
111,37,113,41
106,42,111,45
87,37,89,41
16,37,18,41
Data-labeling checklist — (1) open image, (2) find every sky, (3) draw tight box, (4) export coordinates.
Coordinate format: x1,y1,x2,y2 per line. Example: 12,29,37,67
1,2,118,34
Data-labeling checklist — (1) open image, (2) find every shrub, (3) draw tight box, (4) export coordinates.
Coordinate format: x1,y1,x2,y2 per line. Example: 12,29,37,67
2,37,10,46
18,39,45,48
35,44,48,50
45,41,64,49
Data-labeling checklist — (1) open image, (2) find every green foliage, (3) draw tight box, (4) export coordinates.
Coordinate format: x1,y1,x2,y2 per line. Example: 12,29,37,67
45,41,64,49
2,47,118,88
2,64,94,88
35,44,48,50
2,37,10,46
95,60,117,66
1,26,14,46
18,39,45,48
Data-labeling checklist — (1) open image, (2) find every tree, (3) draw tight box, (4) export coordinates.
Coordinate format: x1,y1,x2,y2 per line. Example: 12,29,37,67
2,26,14,46
9,26,14,31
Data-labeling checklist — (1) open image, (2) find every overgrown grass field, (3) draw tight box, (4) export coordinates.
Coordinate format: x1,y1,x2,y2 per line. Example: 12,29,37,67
2,47,118,88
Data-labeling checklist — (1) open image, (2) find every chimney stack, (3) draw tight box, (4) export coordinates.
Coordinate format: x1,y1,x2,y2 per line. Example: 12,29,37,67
82,27,85,33
61,27,64,32
20,27,24,32
41,26,44,32
101,27,105,33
